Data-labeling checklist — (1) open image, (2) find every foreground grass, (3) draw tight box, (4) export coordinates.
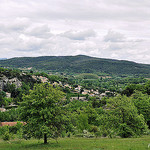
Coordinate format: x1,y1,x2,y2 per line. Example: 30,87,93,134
0,136,150,150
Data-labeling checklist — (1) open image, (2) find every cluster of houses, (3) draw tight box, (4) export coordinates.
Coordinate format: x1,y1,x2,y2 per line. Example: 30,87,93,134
0,74,114,113
32,75,114,101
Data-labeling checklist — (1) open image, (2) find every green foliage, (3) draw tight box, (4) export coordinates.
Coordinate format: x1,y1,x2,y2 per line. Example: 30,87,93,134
48,75,61,82
0,91,6,106
1,55,150,76
19,83,65,144
97,95,148,138
77,113,89,132
0,126,10,141
0,122,25,142
121,84,143,96
131,92,150,128
2,132,10,141
16,122,24,140
0,108,19,122
76,73,99,79
89,125,101,137
4,83,16,94
144,80,150,95
0,91,6,98
1,66,150,141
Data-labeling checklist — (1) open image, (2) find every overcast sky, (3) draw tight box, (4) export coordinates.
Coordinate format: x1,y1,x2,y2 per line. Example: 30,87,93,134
0,0,150,64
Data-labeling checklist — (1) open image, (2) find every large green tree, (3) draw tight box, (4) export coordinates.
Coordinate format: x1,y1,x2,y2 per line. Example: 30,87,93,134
19,83,65,144
97,95,148,138
131,92,150,128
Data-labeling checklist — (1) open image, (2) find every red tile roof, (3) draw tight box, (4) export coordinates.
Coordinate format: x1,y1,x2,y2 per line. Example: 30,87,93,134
0,122,26,126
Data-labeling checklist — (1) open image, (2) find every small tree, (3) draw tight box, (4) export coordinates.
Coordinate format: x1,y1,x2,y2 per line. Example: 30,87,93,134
0,91,6,107
19,83,65,144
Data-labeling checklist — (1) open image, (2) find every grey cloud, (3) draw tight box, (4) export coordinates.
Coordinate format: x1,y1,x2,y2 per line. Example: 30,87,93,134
2,0,150,22
13,34,45,52
0,18,30,33
59,29,96,40
104,30,125,42
24,24,53,39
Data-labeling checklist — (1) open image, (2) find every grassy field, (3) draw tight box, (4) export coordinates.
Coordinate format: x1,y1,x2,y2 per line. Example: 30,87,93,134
0,136,150,150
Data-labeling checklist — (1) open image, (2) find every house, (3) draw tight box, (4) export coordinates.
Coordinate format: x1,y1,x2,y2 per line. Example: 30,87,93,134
89,93,95,97
6,103,18,109
64,84,72,89
100,93,106,97
70,97,87,101
0,108,6,112
6,92,11,98
0,122,26,127
32,75,48,83
93,90,99,95
82,89,90,95
38,76,48,83
52,82,59,87
74,85,82,92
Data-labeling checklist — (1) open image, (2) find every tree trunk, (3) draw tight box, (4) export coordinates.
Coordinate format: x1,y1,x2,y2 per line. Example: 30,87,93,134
44,134,47,144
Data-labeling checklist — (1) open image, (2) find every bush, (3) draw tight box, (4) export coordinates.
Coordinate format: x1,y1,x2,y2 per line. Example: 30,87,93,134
118,124,135,138
89,126,101,138
83,130,95,138
67,132,71,137
2,132,10,141
1,126,11,141
61,131,66,138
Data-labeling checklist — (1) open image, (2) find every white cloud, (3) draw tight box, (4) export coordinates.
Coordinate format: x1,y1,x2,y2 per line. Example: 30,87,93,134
0,0,150,64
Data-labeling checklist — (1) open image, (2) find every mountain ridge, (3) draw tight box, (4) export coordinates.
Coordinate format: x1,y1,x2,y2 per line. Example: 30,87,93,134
0,55,150,76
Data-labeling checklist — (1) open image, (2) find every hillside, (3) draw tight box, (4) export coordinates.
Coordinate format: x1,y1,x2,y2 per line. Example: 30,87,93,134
0,55,150,76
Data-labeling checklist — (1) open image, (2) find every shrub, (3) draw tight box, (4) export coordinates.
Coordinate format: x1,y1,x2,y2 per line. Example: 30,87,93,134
2,131,10,141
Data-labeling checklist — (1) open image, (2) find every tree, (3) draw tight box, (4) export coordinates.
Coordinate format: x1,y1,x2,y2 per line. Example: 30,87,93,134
97,95,148,138
77,113,89,132
0,91,6,107
121,84,136,96
131,92,150,128
19,83,65,144
144,80,150,95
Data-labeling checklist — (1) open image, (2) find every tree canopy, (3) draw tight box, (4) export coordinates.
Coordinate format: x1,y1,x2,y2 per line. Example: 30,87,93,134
19,83,65,144
97,95,148,138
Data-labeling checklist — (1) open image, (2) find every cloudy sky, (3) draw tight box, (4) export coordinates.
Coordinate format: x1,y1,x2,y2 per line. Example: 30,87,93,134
0,0,150,64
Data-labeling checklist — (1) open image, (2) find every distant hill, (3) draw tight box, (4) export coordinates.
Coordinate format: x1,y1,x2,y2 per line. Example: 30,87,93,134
0,55,150,76
0,58,7,60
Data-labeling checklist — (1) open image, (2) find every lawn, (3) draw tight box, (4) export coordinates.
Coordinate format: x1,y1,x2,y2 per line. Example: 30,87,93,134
0,136,150,150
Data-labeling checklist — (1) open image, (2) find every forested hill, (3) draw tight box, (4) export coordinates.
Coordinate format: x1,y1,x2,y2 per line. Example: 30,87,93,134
0,55,150,76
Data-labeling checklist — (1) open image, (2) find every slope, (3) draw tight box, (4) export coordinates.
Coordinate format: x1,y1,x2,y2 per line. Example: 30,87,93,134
0,55,150,76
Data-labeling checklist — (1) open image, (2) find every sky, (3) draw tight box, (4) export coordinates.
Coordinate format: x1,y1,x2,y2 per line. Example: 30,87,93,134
0,0,150,64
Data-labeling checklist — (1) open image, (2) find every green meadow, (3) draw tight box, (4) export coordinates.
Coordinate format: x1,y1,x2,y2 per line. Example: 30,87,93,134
0,136,150,150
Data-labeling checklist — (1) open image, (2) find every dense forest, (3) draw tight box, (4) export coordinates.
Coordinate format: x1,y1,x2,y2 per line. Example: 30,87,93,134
1,55,150,76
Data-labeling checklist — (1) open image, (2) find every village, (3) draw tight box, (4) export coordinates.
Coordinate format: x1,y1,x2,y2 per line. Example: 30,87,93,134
32,75,114,101
0,73,114,113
